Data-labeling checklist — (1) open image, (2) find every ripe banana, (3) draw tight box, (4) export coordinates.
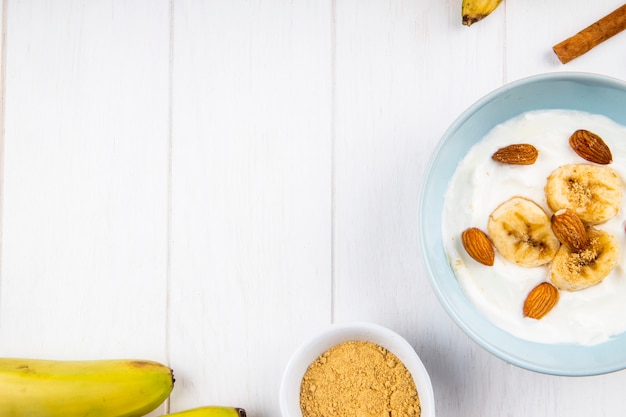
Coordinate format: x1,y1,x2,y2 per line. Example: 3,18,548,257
164,406,247,417
0,358,174,417
462,0,503,26
545,164,622,224
487,196,560,267
551,226,619,291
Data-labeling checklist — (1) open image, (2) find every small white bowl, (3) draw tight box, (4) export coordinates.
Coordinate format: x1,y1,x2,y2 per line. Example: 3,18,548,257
279,322,435,417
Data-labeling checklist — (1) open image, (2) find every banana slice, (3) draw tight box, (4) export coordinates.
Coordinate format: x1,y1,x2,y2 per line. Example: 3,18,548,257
545,164,622,224
488,196,561,267
551,227,619,291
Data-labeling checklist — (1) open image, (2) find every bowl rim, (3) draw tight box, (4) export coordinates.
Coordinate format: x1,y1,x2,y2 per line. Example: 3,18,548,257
418,71,626,376
279,321,435,417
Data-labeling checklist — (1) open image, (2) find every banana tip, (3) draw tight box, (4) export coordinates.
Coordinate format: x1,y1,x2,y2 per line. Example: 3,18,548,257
462,15,485,26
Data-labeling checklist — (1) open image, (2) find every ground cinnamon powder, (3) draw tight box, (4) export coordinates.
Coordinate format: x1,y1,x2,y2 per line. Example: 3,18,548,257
299,341,421,417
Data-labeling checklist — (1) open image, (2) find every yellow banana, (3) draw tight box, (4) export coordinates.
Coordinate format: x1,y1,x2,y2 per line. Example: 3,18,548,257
0,358,174,417
462,0,504,26
164,406,247,417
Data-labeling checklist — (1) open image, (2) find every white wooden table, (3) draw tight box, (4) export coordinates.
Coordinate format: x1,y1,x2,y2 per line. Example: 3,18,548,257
1,1,626,416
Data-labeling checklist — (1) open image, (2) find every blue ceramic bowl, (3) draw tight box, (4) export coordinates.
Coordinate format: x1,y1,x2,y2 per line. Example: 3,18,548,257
419,72,626,376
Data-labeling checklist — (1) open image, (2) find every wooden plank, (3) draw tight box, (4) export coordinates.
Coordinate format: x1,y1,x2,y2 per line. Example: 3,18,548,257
0,0,5,307
332,0,508,416
169,0,333,413
0,0,170,374
332,0,505,335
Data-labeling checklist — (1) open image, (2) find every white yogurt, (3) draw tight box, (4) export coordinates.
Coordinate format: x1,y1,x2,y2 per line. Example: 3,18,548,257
442,109,626,345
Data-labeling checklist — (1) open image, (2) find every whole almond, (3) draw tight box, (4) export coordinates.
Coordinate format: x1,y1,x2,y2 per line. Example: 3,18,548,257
569,129,612,164
492,144,538,165
551,208,587,252
523,282,559,320
461,227,495,266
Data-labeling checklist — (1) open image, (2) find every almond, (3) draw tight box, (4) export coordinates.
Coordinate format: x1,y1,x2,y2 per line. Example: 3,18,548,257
461,227,495,266
492,144,538,165
523,282,559,320
569,129,612,164
551,208,587,252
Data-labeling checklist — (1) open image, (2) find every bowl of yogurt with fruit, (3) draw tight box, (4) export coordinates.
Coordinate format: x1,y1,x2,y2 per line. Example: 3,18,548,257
419,72,626,376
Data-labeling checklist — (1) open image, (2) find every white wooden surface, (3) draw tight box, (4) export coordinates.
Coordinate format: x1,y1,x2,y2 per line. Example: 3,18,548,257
1,1,626,416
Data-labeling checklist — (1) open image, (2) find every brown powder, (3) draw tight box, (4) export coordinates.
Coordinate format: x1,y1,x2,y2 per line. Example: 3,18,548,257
299,341,421,417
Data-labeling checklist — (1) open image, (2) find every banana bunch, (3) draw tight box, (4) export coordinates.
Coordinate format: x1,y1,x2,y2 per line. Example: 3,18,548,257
0,358,174,417
462,0,503,26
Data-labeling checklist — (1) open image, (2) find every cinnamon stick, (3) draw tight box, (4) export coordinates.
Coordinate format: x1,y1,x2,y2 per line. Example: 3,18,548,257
553,4,626,64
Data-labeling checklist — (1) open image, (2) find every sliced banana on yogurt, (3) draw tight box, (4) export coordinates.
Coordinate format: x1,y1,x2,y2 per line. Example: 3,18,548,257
550,226,619,291
488,196,561,267
545,164,622,225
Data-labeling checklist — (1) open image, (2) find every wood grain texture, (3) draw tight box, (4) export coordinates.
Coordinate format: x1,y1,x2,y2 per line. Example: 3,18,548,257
0,3,170,415
507,0,626,80
332,2,506,415
0,1,626,417
169,0,332,414
0,0,5,321
0,0,170,359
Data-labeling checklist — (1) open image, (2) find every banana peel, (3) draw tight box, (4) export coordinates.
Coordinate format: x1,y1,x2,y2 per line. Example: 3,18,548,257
0,358,174,417
462,0,504,26
163,406,247,417
0,357,250,417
